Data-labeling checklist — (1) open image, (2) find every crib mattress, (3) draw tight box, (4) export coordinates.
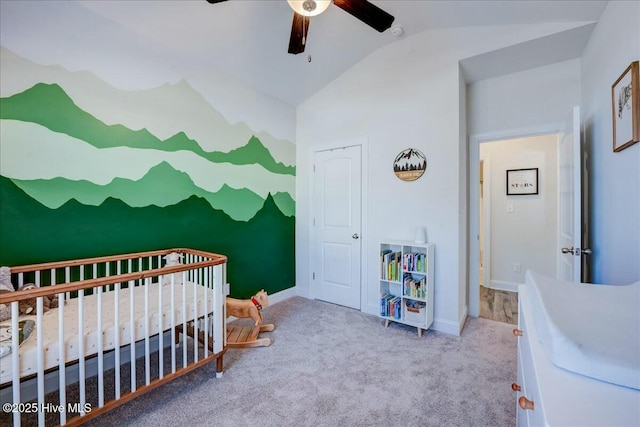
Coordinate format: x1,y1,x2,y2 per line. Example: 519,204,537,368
525,270,640,390
0,281,217,385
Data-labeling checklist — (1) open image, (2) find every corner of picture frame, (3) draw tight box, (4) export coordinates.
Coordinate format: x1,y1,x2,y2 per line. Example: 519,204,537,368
612,61,639,152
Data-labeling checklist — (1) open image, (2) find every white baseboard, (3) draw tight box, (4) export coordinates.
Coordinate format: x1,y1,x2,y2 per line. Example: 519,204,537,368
227,286,298,323
365,304,466,336
277,290,469,337
427,304,468,337
459,305,468,333
487,280,521,293
431,319,459,336
365,304,377,317
269,286,298,305
273,289,466,337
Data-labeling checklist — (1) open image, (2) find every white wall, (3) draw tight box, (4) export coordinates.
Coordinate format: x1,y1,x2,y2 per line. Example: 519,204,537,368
467,59,582,137
295,23,588,335
480,135,559,289
581,1,640,285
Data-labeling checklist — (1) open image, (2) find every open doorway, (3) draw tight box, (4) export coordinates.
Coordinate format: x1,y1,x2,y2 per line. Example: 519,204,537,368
478,154,518,324
474,134,560,324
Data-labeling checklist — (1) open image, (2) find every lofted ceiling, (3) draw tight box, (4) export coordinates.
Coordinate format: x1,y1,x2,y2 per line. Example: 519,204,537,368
2,1,608,106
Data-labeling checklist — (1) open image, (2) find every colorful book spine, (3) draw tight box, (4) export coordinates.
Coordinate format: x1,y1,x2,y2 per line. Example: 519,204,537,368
403,273,427,299
403,252,426,272
380,250,401,281
380,293,401,319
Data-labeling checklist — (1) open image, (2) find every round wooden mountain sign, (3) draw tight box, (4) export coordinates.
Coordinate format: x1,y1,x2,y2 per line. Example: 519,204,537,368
393,148,426,181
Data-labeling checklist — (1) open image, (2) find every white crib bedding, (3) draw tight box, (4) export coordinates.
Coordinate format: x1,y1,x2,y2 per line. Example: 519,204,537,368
0,281,216,385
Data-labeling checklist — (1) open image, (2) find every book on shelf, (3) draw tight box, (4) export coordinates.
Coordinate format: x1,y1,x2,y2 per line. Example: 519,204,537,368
380,249,401,281
380,293,401,319
403,252,426,273
403,273,427,299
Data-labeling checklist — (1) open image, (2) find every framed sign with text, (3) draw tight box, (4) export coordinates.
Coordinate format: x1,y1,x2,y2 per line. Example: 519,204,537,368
506,168,538,195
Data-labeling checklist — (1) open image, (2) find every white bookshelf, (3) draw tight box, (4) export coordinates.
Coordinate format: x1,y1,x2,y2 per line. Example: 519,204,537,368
379,241,434,337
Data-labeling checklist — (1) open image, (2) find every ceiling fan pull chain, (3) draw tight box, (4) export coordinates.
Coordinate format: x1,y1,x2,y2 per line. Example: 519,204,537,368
302,15,308,46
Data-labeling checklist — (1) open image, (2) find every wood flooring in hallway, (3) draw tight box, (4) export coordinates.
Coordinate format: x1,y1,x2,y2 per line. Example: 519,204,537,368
479,286,518,325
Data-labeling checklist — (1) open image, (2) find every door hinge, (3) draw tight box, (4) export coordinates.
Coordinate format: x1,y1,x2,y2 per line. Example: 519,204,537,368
312,272,315,280
313,218,315,226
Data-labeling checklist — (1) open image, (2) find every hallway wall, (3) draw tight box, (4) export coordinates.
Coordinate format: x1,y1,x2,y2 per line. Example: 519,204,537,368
480,135,559,289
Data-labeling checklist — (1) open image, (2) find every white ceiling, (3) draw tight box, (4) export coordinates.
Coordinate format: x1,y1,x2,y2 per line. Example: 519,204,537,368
7,1,608,106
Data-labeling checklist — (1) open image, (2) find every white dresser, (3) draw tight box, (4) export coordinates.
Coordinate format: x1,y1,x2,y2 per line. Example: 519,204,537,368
515,284,640,426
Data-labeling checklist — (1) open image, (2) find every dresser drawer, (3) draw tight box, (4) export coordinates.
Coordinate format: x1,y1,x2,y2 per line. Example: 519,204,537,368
516,297,548,426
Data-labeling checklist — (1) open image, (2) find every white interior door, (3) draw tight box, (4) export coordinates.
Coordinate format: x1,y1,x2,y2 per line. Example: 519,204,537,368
558,106,583,282
313,146,362,309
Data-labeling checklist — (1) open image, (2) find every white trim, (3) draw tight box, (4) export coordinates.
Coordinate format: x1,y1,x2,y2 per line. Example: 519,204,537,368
360,139,369,313
431,320,460,335
429,305,468,337
556,133,562,280
309,136,368,310
487,280,521,293
364,304,377,317
270,286,298,306
480,154,492,296
468,124,563,318
227,286,298,323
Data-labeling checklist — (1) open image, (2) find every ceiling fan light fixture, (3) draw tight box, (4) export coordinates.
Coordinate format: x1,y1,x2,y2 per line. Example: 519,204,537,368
287,0,332,17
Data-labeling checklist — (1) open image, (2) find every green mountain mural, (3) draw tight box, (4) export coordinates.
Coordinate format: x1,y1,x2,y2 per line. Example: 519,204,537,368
10,161,294,221
0,83,295,176
271,192,296,219
0,176,294,299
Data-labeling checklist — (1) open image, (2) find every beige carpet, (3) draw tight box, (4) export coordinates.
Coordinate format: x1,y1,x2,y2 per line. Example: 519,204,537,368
76,296,517,427
4,297,516,426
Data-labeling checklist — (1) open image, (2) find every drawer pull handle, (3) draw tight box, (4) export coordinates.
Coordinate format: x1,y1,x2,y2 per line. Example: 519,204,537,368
511,383,521,392
519,396,534,411
513,328,523,337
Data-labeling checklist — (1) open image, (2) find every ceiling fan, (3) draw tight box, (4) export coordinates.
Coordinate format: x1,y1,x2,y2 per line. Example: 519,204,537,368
206,0,395,55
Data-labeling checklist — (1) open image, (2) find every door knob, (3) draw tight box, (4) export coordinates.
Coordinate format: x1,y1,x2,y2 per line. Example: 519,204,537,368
352,233,359,239
562,247,592,256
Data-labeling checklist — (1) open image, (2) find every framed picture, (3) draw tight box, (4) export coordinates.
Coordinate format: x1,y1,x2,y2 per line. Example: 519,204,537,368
506,168,538,195
393,148,427,181
611,61,639,152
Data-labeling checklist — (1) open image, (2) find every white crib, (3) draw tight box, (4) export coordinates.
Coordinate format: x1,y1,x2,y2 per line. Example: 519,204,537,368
0,248,227,426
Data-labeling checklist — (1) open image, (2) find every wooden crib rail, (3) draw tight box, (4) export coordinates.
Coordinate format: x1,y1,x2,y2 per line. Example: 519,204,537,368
1,258,226,305
0,248,227,427
6,248,226,274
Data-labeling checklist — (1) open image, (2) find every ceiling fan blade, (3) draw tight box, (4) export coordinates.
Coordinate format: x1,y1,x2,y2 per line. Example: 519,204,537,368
288,12,309,55
205,0,228,3
333,0,395,33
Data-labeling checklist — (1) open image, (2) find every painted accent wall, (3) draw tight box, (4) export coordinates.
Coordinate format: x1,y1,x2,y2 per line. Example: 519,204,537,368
0,4,297,299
